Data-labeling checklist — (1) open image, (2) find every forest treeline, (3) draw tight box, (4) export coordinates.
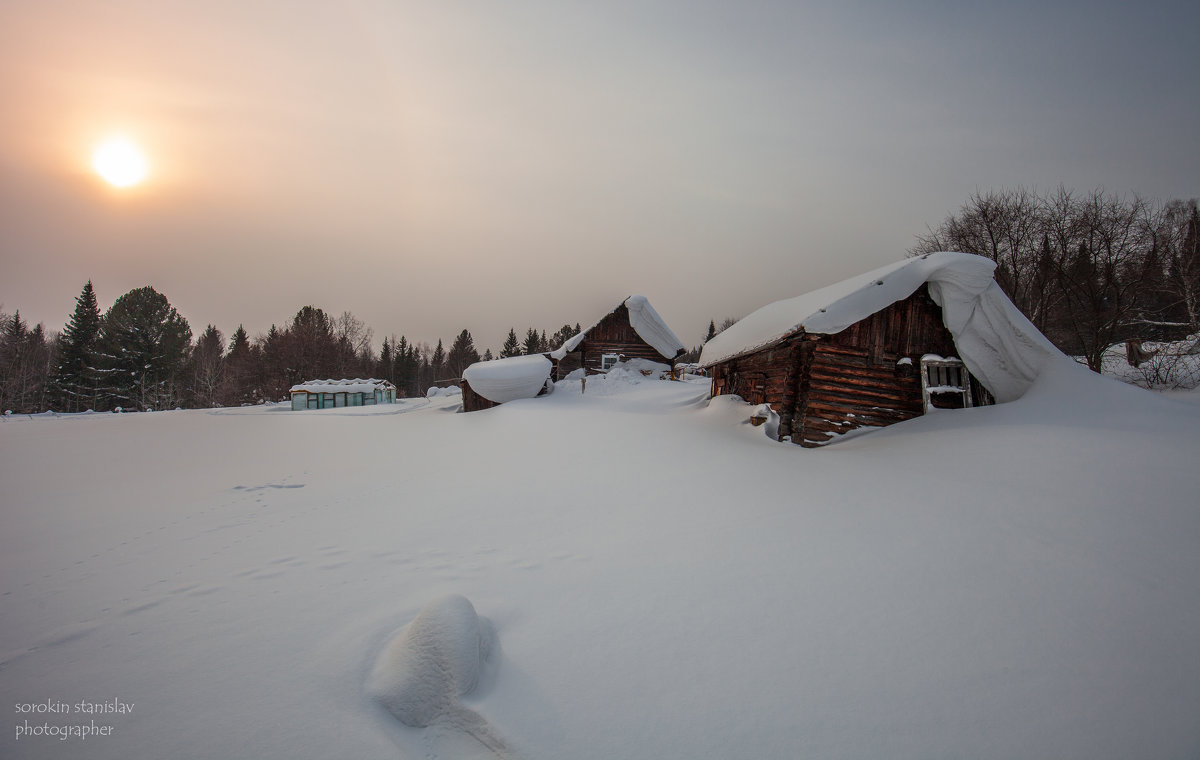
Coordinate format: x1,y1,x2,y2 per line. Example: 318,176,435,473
3,186,1197,414
912,188,1199,371
0,283,583,413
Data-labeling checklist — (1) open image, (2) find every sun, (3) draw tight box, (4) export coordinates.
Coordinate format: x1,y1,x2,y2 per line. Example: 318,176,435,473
92,137,149,188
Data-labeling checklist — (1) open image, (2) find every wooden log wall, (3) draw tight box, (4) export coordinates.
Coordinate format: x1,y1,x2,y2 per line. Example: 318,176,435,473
794,341,924,445
459,379,499,413
794,288,957,446
569,303,679,375
710,285,995,447
708,334,809,438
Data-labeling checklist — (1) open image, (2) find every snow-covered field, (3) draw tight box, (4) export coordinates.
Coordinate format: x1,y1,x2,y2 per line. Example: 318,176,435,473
2,361,1198,759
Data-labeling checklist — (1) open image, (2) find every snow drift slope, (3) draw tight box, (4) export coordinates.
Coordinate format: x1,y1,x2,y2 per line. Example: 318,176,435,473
1,375,1198,760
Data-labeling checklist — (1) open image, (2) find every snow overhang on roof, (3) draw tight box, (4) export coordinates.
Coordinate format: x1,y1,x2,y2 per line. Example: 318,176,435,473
698,252,1063,403
289,378,395,394
549,295,685,361
462,354,553,404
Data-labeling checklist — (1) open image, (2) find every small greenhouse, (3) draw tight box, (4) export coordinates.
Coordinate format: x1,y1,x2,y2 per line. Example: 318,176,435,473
289,379,397,410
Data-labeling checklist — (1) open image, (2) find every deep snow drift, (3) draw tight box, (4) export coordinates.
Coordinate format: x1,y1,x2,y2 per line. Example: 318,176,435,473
1,368,1198,759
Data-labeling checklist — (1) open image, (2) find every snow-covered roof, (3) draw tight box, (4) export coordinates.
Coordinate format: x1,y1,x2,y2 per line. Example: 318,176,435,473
289,378,395,394
549,295,685,361
462,354,553,404
699,252,1063,403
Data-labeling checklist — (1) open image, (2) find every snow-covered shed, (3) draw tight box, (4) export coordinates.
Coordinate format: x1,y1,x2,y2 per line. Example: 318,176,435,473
461,355,554,412
549,295,686,380
289,378,397,410
699,252,1061,446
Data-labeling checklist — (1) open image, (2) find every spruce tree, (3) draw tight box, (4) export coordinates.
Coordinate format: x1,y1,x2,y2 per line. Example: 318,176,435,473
522,328,541,355
446,329,481,378
50,281,102,411
431,339,445,382
378,337,394,384
500,328,522,358
396,336,412,396
223,325,253,406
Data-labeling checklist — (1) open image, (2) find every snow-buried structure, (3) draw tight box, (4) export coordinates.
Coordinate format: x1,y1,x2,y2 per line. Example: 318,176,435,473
549,295,685,380
699,252,1062,446
461,354,554,412
366,595,509,755
289,378,396,410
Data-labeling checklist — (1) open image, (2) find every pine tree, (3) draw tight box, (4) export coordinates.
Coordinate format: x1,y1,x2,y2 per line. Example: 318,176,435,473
50,281,102,412
0,310,27,412
259,325,288,402
223,325,254,406
96,286,192,411
482,348,493,361
189,325,224,407
378,337,394,385
395,336,412,397
549,324,578,350
705,320,717,343
522,328,541,355
446,329,481,378
500,328,522,358
431,339,446,382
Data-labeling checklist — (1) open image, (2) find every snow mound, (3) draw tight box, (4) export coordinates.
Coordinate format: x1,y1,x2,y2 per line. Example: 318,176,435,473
463,354,553,403
699,252,1063,402
427,386,462,398
557,359,674,396
366,595,495,728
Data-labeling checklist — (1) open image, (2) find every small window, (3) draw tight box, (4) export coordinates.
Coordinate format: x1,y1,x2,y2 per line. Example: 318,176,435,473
920,356,972,411
601,354,621,371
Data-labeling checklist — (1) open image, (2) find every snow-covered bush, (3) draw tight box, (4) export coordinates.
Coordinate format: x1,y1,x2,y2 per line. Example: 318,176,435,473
1098,335,1200,390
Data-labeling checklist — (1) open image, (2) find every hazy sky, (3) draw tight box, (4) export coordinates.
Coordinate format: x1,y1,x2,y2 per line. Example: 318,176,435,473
2,1,1197,353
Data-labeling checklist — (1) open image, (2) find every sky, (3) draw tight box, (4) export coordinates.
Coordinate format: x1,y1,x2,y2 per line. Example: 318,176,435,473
1,1,1197,354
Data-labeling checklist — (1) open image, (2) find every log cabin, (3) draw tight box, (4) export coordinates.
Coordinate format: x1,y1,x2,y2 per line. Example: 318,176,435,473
549,295,686,380
699,252,1061,447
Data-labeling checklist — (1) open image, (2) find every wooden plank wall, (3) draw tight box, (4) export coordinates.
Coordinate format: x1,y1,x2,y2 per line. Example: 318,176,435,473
570,303,678,374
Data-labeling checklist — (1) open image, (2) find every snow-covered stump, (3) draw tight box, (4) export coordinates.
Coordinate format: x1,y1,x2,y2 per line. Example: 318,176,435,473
367,595,510,757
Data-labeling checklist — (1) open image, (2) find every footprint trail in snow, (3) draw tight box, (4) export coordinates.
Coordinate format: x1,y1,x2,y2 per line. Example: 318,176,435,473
367,595,514,759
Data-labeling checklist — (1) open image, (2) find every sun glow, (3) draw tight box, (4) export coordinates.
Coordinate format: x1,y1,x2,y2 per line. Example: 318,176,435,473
92,137,149,188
